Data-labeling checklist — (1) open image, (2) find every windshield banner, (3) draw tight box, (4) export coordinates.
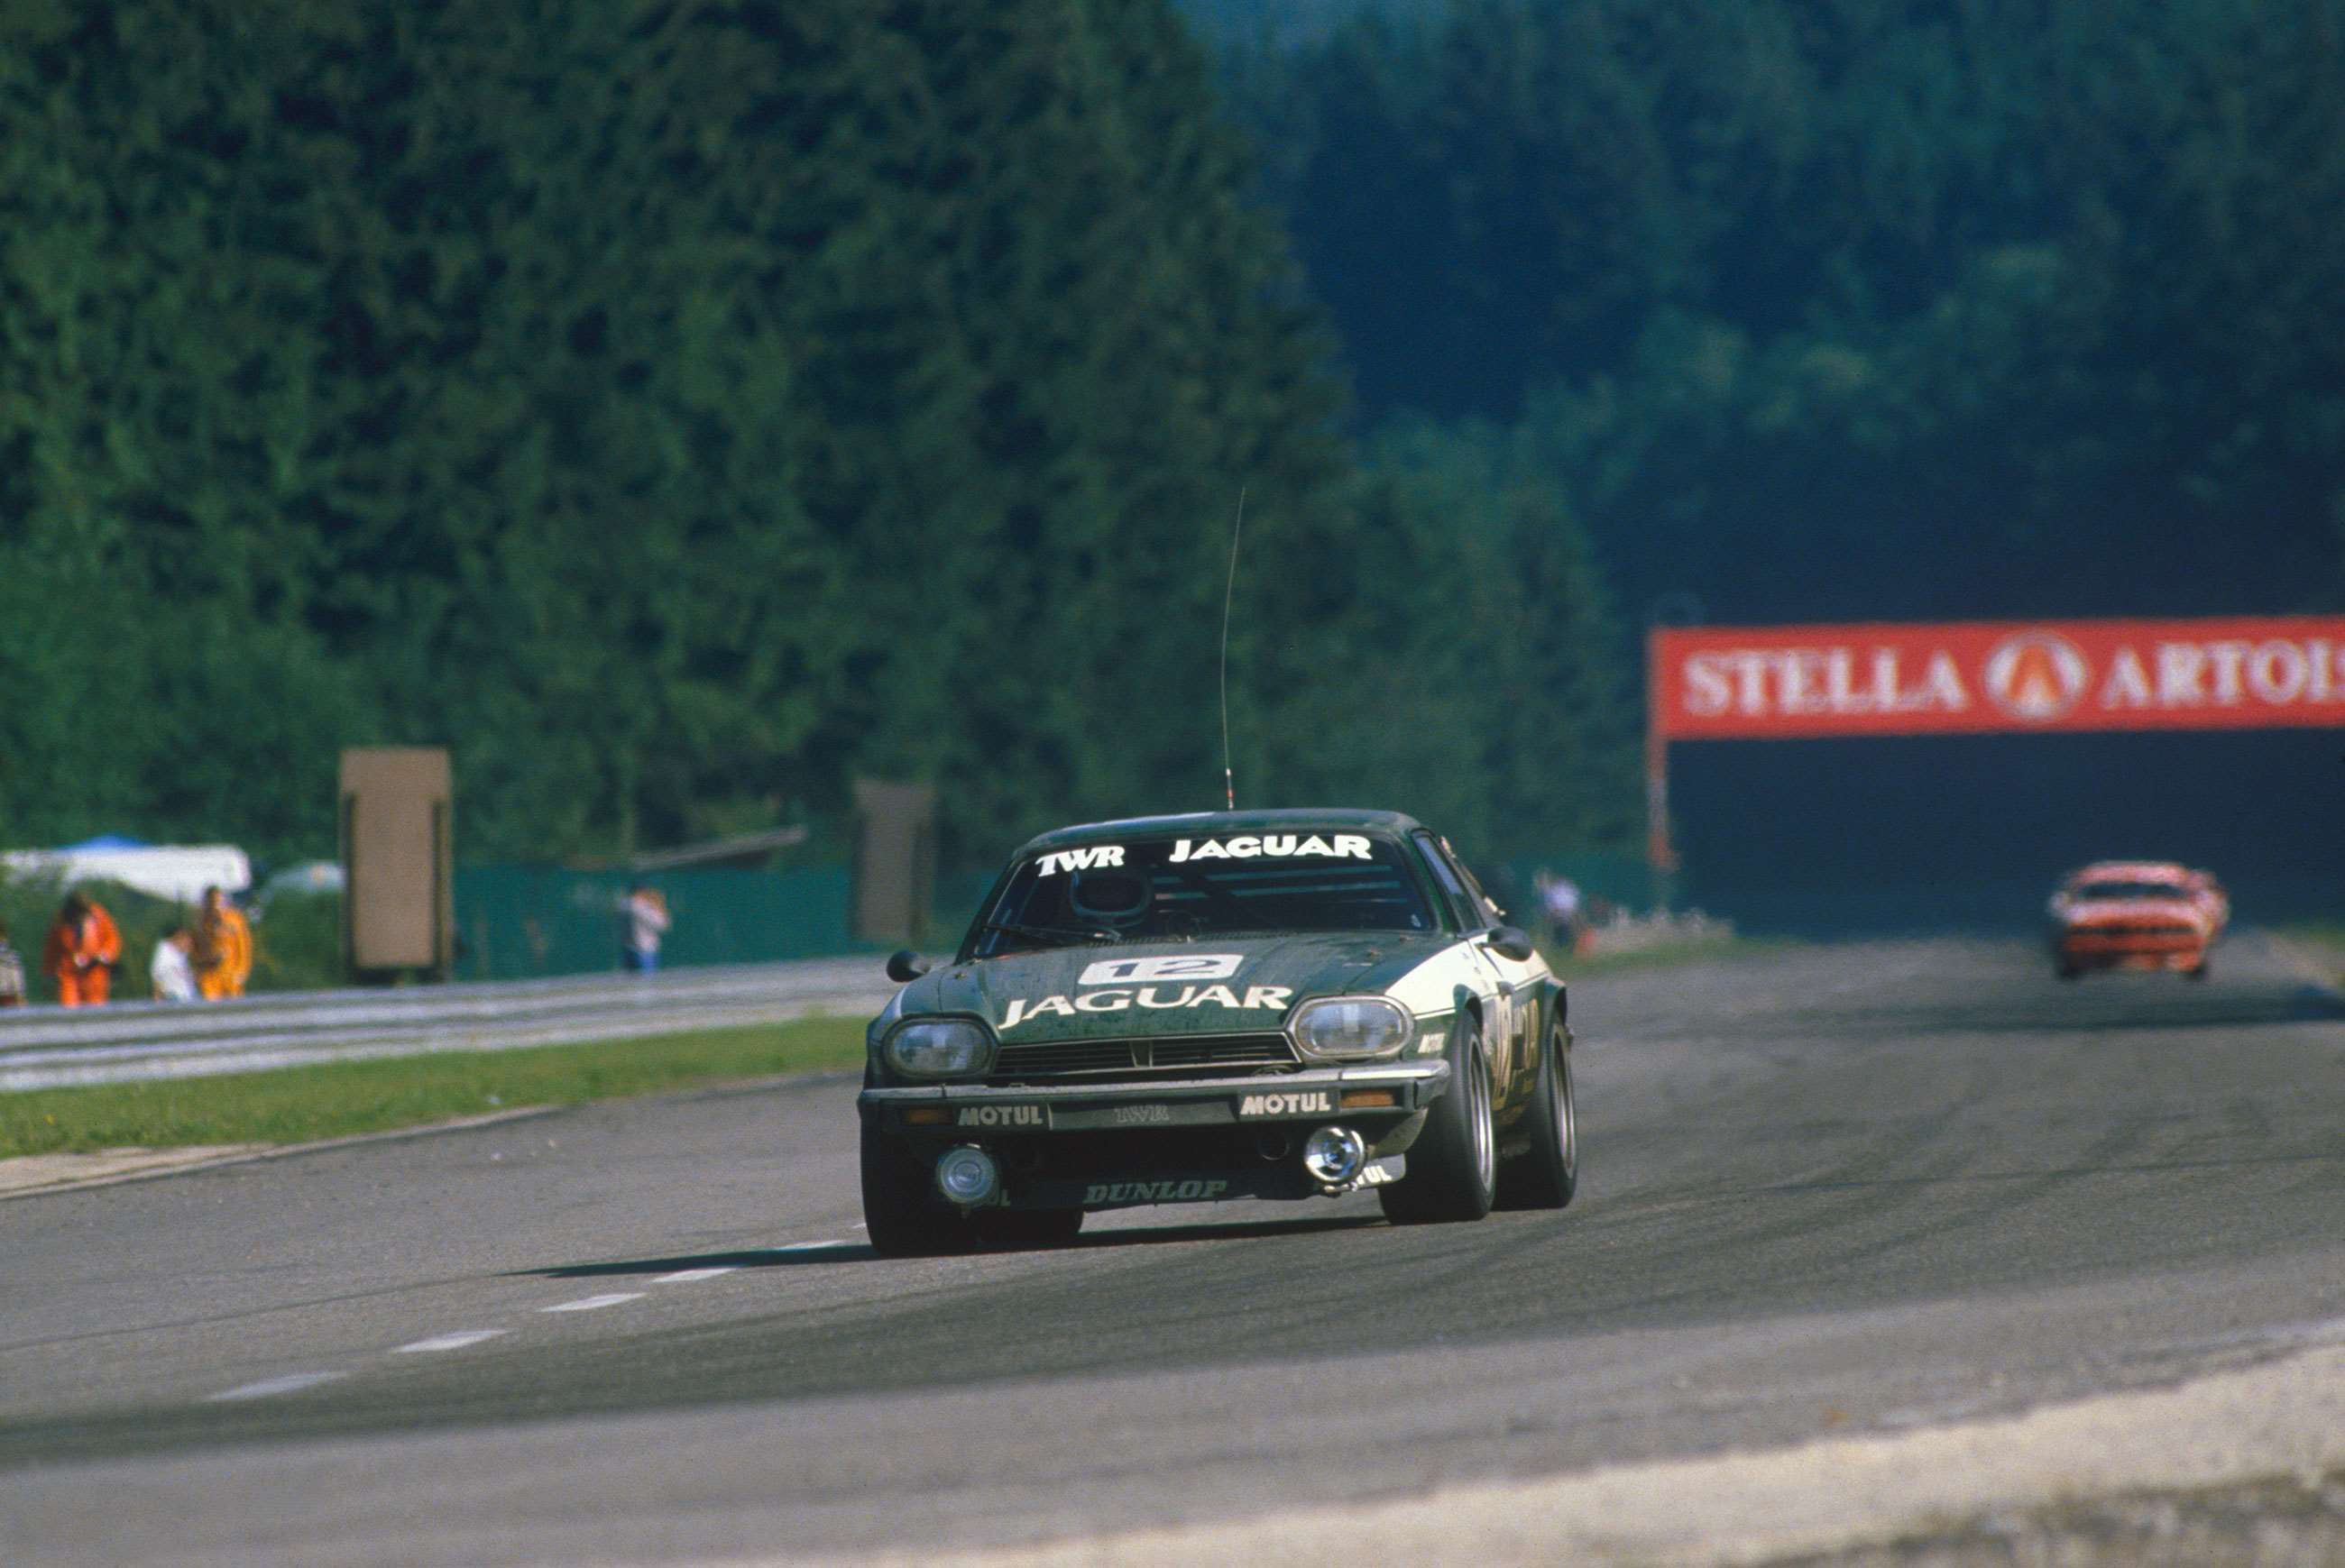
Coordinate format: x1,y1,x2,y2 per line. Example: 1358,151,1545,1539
1651,617,2345,739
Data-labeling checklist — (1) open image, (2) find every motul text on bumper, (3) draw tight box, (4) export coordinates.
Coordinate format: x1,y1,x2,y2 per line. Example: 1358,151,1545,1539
857,1060,1451,1136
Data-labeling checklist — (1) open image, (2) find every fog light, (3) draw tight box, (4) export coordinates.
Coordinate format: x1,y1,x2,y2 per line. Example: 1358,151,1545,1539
934,1145,1000,1206
1301,1125,1367,1187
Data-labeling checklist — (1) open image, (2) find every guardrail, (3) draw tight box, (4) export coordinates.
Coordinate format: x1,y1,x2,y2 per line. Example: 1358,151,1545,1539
0,958,902,1092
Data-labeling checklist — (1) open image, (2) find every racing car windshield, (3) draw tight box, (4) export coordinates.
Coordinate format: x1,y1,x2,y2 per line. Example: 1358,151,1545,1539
971,832,1437,956
2070,879,2190,901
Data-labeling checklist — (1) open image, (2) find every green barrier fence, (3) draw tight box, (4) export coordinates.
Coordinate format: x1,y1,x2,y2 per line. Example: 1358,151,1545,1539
453,866,998,982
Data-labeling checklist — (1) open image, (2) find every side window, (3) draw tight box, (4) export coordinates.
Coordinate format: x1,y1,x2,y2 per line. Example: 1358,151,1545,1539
1412,832,1480,931
1443,841,1506,925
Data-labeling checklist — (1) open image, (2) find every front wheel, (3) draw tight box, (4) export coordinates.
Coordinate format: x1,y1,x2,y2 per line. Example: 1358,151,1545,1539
1380,1014,1496,1225
1495,1021,1577,1210
860,1124,971,1257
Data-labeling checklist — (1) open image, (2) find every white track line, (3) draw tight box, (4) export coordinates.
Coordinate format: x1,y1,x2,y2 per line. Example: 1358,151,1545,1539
652,1267,739,1284
207,1371,348,1402
541,1292,645,1313
394,1330,510,1353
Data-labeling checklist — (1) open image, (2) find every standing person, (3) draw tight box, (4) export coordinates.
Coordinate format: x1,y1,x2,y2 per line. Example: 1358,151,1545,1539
1540,872,1587,955
620,883,670,973
151,928,198,1002
41,893,122,1006
191,885,253,999
0,919,25,1007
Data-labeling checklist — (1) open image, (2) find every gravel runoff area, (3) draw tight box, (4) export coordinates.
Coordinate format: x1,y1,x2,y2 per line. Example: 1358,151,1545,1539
879,1342,2345,1567
1777,1469,2345,1568
0,1106,562,1198
0,1144,271,1197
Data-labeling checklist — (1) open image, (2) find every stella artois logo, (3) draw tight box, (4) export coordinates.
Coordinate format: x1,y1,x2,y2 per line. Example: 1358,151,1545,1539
1656,618,2345,739
1984,632,2088,721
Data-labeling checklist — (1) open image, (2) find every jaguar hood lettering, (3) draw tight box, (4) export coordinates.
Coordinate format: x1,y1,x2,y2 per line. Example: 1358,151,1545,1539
893,931,1458,1043
998,984,1292,1032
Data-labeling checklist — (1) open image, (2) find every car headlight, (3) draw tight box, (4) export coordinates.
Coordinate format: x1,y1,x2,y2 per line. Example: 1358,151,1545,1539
1290,996,1412,1060
884,1018,994,1077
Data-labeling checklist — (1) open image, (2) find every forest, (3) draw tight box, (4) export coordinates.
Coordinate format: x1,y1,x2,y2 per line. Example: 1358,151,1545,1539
0,0,1627,869
4,0,2340,877
1212,0,2345,630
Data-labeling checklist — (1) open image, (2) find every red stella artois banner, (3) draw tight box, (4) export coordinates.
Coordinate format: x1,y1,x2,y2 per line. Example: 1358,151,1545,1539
1650,617,2345,740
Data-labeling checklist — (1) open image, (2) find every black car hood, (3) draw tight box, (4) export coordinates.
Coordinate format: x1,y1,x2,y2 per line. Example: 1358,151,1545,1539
896,931,1461,1041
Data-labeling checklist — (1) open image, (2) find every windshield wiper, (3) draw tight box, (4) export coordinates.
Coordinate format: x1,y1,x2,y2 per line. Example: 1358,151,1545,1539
979,918,1121,948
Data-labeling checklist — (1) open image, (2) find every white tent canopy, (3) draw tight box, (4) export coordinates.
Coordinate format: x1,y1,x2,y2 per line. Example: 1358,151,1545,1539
1,838,252,905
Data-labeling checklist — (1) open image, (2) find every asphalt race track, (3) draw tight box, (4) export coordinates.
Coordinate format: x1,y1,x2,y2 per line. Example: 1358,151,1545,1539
3,934,2340,1565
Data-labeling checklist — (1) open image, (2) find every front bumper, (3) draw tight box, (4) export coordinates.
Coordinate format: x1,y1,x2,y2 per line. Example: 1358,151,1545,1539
859,1059,1451,1135
860,1062,1450,1210
2057,931,2207,969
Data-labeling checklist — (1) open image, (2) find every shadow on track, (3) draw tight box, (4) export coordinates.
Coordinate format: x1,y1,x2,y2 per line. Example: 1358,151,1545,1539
532,1246,876,1278
1070,1213,1384,1250
521,1213,1384,1277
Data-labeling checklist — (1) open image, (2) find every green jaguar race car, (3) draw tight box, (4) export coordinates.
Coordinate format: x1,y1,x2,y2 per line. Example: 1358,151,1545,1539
858,808,1577,1254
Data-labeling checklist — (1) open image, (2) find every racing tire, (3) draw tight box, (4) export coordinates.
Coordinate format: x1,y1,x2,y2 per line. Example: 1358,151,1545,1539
1494,1021,1577,1211
860,1124,972,1257
2055,963,2082,981
972,1208,1085,1250
2185,959,2210,982
1379,1013,1496,1225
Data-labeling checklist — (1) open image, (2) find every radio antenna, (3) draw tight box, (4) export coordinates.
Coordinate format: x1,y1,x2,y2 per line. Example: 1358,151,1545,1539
1218,486,1246,811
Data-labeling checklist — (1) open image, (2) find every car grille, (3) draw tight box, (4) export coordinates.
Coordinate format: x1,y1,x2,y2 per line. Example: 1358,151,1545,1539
988,1032,1298,1082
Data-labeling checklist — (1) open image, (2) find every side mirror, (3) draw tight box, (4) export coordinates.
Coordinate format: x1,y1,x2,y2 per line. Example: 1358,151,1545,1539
885,949,932,984
1484,926,1537,962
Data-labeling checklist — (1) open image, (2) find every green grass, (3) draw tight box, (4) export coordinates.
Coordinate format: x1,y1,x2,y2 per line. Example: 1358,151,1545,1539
0,1016,868,1160
2279,923,2345,982
244,889,348,991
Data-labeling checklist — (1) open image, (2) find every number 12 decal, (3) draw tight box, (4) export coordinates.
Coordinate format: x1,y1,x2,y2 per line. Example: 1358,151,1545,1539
1078,954,1243,986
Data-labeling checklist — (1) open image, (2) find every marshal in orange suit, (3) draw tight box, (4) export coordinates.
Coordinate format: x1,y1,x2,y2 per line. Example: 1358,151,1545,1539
192,886,253,1000
42,893,123,1006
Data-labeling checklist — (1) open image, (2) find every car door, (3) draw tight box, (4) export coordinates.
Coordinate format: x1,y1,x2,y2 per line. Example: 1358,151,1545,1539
1412,833,1536,1096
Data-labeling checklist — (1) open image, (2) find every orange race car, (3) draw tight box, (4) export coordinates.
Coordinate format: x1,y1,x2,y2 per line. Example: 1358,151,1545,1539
2047,861,2227,981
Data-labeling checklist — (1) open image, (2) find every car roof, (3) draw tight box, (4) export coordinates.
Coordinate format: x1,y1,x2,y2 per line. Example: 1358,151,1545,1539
1014,807,1426,856
2065,860,2196,883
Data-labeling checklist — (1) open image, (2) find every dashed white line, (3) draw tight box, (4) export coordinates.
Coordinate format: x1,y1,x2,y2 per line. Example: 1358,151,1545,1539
542,1292,646,1313
394,1329,510,1353
198,1242,857,1408
207,1371,348,1402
